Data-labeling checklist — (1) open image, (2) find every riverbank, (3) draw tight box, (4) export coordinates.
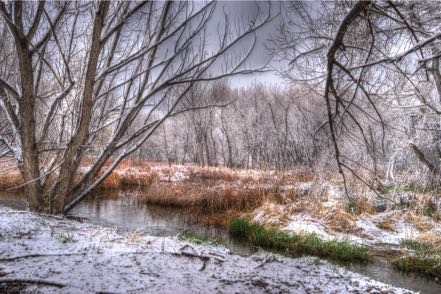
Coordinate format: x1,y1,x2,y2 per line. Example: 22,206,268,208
0,207,414,293
2,160,441,279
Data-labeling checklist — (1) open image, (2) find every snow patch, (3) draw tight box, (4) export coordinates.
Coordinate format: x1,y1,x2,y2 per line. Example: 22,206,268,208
0,207,414,293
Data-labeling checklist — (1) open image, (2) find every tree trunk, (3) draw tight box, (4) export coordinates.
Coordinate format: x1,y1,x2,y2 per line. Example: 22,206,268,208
13,4,43,211
49,2,109,213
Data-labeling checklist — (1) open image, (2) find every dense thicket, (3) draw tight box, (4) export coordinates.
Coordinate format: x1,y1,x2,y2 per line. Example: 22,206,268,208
132,82,329,170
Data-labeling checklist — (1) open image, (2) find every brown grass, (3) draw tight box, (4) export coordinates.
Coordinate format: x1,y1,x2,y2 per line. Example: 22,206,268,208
406,213,432,232
137,181,283,215
348,195,375,215
419,231,441,251
137,182,197,207
376,219,396,232
188,166,244,182
0,158,157,191
94,169,158,190
0,169,23,190
120,171,157,186
78,158,157,189
324,210,357,233
98,171,121,189
126,163,314,226
251,200,294,226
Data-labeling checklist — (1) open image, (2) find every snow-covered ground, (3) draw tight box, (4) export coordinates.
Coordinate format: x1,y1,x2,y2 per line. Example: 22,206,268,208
253,205,441,250
251,182,441,249
0,207,414,293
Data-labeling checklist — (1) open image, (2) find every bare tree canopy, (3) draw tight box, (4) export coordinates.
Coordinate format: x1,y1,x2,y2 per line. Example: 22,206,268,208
275,1,441,193
0,1,273,213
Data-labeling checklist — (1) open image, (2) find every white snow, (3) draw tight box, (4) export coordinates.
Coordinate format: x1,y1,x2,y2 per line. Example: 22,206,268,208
280,211,431,248
283,220,330,239
169,170,189,182
0,207,415,293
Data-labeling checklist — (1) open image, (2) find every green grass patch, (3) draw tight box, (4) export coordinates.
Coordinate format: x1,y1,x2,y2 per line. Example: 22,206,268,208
229,218,370,263
392,239,441,279
392,254,441,279
400,239,432,253
178,234,220,246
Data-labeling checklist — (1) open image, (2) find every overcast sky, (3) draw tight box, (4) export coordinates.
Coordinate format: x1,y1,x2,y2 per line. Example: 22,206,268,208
215,1,287,88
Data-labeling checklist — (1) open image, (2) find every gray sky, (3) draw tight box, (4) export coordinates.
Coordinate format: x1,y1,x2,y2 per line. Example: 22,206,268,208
214,1,287,88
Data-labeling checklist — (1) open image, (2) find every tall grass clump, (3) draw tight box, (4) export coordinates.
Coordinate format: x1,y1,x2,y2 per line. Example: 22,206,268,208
229,218,370,263
139,182,280,216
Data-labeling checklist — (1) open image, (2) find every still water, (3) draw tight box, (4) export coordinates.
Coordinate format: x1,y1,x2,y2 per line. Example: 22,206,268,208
70,188,253,255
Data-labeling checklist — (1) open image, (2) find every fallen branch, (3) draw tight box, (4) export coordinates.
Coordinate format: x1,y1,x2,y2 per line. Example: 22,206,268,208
0,277,66,288
1,249,226,266
254,255,277,269
179,244,201,255
0,252,86,262
112,250,225,262
172,250,209,261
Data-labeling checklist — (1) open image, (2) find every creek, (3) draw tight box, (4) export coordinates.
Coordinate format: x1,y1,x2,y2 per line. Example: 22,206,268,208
1,188,440,294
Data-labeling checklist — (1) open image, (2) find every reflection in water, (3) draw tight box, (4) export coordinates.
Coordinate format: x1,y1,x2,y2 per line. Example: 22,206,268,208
1,189,440,293
349,259,441,294
70,188,254,256
0,191,27,210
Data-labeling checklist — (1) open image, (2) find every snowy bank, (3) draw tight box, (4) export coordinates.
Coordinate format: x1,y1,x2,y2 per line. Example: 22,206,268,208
0,207,414,293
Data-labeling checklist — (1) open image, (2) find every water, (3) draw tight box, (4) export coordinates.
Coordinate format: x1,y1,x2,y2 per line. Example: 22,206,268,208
70,188,254,256
1,189,440,293
349,260,441,294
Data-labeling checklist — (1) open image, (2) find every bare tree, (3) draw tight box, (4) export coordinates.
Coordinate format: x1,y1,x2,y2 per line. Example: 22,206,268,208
0,1,273,213
276,1,441,191
141,82,326,170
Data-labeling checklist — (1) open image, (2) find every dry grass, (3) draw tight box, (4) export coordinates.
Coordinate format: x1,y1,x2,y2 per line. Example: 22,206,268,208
0,158,157,191
419,232,441,251
251,200,294,226
123,162,315,227
0,169,23,190
119,170,158,186
3,158,441,243
137,182,197,207
78,158,157,189
404,212,433,232
188,166,245,182
376,218,396,232
324,210,357,233
0,157,314,193
129,165,311,226
97,171,121,189
138,181,284,215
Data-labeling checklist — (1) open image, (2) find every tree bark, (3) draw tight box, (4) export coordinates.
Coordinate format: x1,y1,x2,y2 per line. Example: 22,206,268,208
49,1,110,213
11,2,43,211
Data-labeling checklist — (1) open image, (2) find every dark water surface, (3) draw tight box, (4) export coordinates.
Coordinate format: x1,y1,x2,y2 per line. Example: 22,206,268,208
1,188,440,294
71,189,254,256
